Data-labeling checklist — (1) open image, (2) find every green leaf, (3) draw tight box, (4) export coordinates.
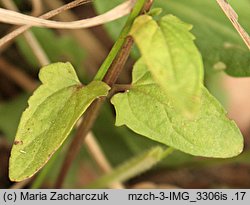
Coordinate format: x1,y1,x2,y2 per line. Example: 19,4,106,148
86,147,173,188
9,62,110,182
94,0,250,76
130,15,204,116
111,59,243,158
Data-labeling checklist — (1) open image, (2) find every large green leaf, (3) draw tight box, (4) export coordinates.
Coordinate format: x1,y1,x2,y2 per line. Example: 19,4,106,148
9,62,110,182
130,14,204,116
111,59,243,158
94,0,250,76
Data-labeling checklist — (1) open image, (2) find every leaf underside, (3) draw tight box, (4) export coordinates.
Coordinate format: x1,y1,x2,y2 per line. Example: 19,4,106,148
130,14,204,116
9,62,110,182
111,59,243,158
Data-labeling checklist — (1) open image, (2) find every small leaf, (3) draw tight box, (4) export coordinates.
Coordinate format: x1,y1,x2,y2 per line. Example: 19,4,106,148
130,15,204,116
9,62,110,182
148,8,163,17
86,147,173,188
111,59,243,158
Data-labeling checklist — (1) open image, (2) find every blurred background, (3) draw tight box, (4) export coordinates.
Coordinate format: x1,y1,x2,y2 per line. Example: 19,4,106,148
0,0,250,188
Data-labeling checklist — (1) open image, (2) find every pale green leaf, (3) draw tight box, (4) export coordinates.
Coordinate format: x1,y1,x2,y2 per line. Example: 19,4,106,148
86,147,173,188
9,62,110,182
130,15,204,116
111,60,243,158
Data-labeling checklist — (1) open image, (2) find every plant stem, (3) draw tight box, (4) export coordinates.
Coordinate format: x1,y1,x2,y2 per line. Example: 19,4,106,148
10,178,32,189
55,99,104,188
54,0,153,188
94,0,147,81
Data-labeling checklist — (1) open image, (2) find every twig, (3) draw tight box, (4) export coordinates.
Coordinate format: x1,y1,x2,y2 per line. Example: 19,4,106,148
44,0,107,73
23,31,50,66
10,178,32,189
0,0,90,51
85,132,125,189
54,0,154,188
0,0,135,29
216,0,250,49
31,0,43,16
1,0,91,68
1,0,50,66
0,58,37,92
25,0,50,66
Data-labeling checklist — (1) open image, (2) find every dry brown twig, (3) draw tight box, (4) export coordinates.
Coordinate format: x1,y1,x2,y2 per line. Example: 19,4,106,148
216,0,250,50
0,58,38,92
0,0,136,29
1,0,50,66
31,0,43,16
0,0,91,51
43,0,107,72
10,178,32,189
